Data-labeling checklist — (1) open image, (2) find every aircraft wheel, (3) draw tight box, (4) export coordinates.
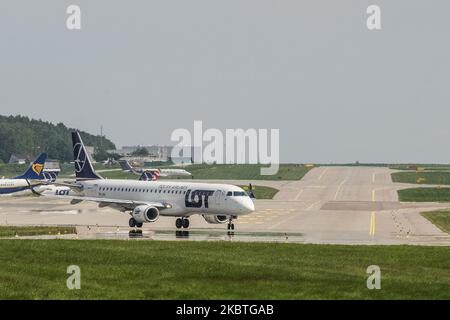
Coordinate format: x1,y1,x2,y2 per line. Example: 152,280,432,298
231,224,235,230
182,218,190,229
175,218,183,229
136,222,143,228
129,218,136,228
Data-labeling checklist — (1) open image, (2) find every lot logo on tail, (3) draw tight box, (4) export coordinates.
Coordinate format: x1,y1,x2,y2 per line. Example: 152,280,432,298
31,163,44,175
73,143,87,173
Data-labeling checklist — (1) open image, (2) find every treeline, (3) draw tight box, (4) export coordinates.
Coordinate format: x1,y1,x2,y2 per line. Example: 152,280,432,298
0,115,115,163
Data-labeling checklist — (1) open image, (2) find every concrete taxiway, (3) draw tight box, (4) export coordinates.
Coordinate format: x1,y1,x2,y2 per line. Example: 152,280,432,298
1,166,449,245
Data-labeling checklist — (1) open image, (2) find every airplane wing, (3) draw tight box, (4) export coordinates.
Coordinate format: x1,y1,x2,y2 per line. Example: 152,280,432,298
42,193,172,211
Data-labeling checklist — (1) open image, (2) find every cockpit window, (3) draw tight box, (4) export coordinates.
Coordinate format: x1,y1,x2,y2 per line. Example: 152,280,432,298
233,191,247,196
226,191,232,196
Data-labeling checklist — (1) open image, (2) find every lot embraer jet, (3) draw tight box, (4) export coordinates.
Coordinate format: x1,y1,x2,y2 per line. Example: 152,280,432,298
44,132,254,230
0,153,48,196
119,160,192,181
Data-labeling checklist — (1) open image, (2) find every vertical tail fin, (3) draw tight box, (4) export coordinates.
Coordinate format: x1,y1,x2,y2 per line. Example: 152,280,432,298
42,170,59,182
139,171,158,181
14,153,47,180
118,160,134,172
72,131,102,180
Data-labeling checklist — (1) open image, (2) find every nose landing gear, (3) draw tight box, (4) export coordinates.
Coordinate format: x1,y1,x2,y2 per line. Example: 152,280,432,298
176,217,190,229
227,218,235,236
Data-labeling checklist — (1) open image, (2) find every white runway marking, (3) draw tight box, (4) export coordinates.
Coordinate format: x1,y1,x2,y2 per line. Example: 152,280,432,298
333,179,348,200
295,189,304,200
318,168,329,180
306,200,321,210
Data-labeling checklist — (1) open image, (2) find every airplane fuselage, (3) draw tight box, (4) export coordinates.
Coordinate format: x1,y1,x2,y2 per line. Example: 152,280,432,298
52,179,254,217
0,179,41,195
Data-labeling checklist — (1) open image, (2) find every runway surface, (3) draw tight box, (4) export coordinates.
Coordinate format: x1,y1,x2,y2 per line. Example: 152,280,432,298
1,166,449,245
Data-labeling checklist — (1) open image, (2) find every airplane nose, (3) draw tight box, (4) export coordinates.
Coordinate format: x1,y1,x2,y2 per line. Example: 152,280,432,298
242,198,255,213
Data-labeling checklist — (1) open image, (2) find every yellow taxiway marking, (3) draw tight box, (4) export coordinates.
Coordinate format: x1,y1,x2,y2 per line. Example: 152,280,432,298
369,212,376,236
372,173,376,183
372,189,376,202
318,167,329,180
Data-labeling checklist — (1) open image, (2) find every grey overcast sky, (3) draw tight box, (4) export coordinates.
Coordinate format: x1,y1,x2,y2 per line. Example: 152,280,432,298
1,1,449,163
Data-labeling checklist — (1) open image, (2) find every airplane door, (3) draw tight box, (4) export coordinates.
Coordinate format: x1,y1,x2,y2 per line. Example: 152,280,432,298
214,190,223,206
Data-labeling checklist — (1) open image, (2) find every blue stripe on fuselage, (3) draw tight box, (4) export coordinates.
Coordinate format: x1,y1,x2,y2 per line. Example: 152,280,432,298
0,186,29,194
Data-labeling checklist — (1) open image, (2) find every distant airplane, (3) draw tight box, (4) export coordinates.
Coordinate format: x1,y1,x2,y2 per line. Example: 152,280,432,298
0,153,54,196
118,160,191,181
43,132,254,230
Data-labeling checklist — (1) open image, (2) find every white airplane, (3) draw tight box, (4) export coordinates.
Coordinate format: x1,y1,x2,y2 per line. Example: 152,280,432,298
118,160,192,181
0,153,51,196
43,132,255,230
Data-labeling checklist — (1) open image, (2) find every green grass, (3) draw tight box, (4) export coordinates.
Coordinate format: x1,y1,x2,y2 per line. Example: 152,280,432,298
421,210,450,234
166,164,311,180
98,164,312,181
392,171,450,185
95,170,136,180
0,241,448,299
0,226,76,238
239,185,279,199
0,163,29,178
397,188,450,202
390,164,450,171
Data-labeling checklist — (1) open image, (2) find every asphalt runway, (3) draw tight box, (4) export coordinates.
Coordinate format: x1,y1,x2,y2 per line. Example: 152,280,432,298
1,166,449,245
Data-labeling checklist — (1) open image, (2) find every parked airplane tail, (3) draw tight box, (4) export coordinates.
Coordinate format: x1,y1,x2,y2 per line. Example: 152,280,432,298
42,170,59,182
72,131,102,180
14,153,47,180
139,171,159,181
118,160,134,172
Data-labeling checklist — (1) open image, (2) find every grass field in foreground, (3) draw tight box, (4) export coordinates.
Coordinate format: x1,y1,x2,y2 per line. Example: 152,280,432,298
421,210,450,234
0,226,76,238
0,241,448,299
392,171,450,185
397,188,450,202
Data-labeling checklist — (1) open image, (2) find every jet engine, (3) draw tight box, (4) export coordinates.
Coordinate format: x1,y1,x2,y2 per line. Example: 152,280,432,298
132,205,160,223
202,214,228,224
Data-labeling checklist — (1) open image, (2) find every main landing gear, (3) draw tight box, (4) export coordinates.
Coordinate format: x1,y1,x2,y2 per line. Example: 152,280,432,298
128,218,143,237
129,218,143,228
227,218,235,230
176,217,190,229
